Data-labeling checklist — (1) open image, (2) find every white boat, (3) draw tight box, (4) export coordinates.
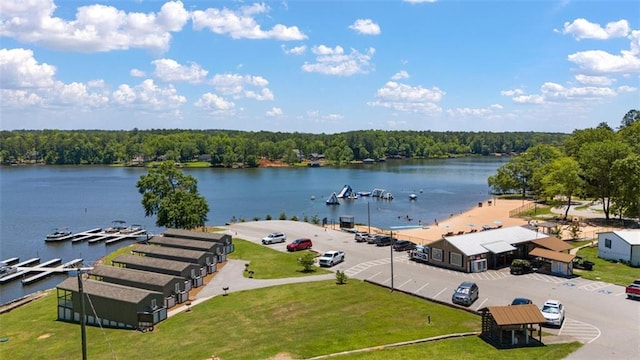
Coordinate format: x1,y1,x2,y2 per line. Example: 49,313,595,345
0,261,18,277
104,220,127,233
409,194,417,200
45,227,72,241
119,224,145,235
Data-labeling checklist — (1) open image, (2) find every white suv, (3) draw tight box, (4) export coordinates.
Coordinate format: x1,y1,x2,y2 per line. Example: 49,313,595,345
261,232,287,244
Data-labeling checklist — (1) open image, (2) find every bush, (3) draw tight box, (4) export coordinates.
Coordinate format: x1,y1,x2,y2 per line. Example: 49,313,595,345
297,252,316,272
336,270,348,284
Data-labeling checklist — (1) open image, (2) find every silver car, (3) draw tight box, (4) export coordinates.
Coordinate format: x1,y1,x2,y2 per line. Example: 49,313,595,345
261,232,287,244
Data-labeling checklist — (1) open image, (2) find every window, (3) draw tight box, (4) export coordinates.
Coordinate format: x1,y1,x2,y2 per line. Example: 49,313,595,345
605,239,611,248
450,252,462,267
175,283,180,293
432,248,443,261
151,299,157,309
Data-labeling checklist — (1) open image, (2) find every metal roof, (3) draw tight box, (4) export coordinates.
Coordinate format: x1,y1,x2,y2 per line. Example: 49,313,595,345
531,236,573,252
163,228,231,243
112,254,196,271
132,244,213,259
529,247,576,263
481,304,546,325
57,277,162,303
446,226,541,256
605,230,640,245
147,236,219,251
481,241,517,254
89,264,184,286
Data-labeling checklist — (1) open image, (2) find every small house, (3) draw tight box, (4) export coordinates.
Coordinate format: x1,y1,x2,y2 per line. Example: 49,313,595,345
131,244,217,274
112,254,204,287
597,230,640,266
147,235,227,262
56,277,166,330
88,265,190,308
163,228,234,257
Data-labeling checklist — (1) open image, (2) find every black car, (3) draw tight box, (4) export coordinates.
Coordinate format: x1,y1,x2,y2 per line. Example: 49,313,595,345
510,297,533,306
393,240,416,251
375,236,396,246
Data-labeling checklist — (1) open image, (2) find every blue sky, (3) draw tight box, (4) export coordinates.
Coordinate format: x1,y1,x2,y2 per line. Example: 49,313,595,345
1,0,638,133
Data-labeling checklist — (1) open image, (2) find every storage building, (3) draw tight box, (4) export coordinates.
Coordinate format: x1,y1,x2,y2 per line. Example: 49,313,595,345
112,254,204,287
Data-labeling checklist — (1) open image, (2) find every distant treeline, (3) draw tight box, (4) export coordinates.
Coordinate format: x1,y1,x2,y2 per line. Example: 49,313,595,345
0,129,569,166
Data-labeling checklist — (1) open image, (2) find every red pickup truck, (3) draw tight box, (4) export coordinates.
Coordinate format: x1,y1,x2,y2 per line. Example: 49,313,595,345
625,280,640,300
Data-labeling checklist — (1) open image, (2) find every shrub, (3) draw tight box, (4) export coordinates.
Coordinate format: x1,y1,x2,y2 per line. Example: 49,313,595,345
336,270,348,284
297,252,316,272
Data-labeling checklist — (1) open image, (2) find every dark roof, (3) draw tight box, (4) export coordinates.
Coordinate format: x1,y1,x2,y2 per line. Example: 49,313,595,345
531,236,573,252
89,264,183,286
529,247,576,263
57,277,162,303
132,244,213,259
163,228,231,242
112,254,196,271
481,304,546,325
147,236,219,251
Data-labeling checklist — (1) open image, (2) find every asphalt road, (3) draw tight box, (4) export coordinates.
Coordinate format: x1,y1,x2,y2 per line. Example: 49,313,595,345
226,220,640,360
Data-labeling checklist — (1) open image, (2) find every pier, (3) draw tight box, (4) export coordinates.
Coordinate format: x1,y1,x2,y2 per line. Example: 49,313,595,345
0,257,84,286
46,227,148,244
21,258,83,285
0,257,41,284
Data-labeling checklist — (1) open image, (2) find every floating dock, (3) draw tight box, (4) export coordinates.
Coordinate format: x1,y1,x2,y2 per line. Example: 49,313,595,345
0,257,40,284
46,227,148,244
0,257,84,286
21,258,83,285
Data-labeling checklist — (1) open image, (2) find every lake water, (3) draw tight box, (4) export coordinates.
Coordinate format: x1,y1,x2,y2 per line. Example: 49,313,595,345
0,157,506,304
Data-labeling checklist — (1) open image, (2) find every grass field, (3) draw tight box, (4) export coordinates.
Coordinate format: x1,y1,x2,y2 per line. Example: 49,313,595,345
574,246,640,285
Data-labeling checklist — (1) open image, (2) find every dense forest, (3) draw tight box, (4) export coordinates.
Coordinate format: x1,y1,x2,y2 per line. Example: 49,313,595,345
0,129,569,166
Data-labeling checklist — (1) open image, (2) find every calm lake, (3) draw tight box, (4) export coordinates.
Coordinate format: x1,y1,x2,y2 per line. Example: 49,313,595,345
0,157,506,304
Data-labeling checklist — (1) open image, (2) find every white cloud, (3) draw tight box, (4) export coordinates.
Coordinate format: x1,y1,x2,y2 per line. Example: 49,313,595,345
194,93,235,112
574,74,614,86
512,95,544,104
368,81,445,113
568,49,640,74
130,69,146,77
192,3,306,40
302,45,375,76
446,104,503,117
112,79,186,109
0,48,56,88
152,58,208,83
403,0,438,3
281,45,307,55
349,19,381,35
562,18,630,40
266,107,283,117
617,85,637,93
500,88,524,96
391,70,409,80
0,0,189,52
210,73,273,100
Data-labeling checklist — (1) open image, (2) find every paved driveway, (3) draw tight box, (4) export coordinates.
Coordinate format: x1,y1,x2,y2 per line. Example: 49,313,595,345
225,221,640,360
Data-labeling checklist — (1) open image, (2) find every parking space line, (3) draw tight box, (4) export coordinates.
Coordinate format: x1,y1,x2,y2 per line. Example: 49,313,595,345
415,283,429,294
474,298,489,311
398,279,412,289
433,287,447,299
367,271,382,281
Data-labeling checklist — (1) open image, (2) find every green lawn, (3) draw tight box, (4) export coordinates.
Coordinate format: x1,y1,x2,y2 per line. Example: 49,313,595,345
0,280,580,360
574,246,640,285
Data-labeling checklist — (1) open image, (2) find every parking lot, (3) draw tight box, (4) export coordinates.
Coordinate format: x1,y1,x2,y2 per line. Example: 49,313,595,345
227,220,639,360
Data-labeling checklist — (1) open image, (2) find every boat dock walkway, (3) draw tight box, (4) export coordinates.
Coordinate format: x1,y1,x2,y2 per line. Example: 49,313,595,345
21,258,83,285
47,227,148,244
0,257,41,284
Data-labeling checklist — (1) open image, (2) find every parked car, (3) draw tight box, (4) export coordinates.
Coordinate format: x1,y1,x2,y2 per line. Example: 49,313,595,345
367,234,382,244
375,236,396,247
261,232,287,245
286,238,313,251
540,299,565,327
625,279,640,300
318,250,345,267
393,240,416,251
451,281,479,306
354,232,371,242
510,297,533,306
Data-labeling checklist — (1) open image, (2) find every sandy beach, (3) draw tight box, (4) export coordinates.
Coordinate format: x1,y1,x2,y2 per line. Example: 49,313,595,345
355,198,608,245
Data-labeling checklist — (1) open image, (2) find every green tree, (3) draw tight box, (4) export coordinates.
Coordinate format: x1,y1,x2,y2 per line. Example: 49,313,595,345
539,157,584,220
136,161,209,229
610,154,640,220
297,252,316,273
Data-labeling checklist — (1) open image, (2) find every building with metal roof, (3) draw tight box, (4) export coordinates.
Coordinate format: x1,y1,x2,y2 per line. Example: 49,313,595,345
131,244,217,274
112,254,204,287
425,226,542,272
88,265,191,307
597,230,640,266
56,277,166,330
480,304,546,348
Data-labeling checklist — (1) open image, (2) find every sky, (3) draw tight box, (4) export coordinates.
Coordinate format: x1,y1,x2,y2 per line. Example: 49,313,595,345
0,0,638,133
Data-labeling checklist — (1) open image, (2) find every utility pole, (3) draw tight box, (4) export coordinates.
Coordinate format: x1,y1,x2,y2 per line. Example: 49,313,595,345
390,230,394,292
77,269,88,360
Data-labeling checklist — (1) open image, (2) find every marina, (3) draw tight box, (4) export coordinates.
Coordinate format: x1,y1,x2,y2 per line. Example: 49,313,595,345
54,227,149,244
0,257,84,286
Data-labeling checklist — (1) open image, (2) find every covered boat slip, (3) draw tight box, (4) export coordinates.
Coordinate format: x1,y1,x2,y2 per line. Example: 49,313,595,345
112,254,205,288
131,244,217,274
146,236,227,263
56,277,166,330
88,265,190,307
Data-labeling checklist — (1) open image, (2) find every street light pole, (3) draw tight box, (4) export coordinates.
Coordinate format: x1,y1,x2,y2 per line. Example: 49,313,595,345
390,230,394,292
77,270,88,360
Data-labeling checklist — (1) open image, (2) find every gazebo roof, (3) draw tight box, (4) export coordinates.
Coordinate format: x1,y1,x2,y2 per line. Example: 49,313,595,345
481,304,546,325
